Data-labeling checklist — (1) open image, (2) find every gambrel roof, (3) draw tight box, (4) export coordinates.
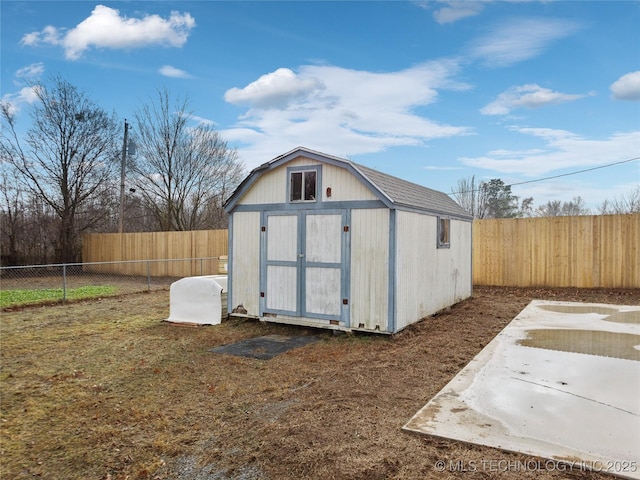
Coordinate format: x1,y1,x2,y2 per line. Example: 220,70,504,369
225,147,472,220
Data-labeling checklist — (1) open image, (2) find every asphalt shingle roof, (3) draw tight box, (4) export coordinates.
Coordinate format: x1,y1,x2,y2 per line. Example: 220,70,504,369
226,147,472,220
351,162,471,219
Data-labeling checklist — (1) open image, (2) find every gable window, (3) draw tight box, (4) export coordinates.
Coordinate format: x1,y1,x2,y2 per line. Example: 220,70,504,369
437,217,450,248
290,169,317,202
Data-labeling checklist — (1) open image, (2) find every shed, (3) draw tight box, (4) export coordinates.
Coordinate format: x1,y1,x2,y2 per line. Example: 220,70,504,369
223,147,473,334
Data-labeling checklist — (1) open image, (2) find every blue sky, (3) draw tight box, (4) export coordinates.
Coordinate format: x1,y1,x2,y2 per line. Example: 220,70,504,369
2,0,639,210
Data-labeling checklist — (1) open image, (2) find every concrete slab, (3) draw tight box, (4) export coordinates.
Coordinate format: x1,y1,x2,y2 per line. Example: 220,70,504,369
209,334,320,360
404,300,640,479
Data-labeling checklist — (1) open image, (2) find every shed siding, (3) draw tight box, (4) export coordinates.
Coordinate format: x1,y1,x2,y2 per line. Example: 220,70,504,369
395,211,471,331
240,167,284,205
267,214,298,261
452,219,473,302
238,157,377,205
266,266,297,311
305,267,342,315
350,209,389,331
230,211,261,314
305,214,342,262
429,218,472,308
321,163,378,202
238,158,317,205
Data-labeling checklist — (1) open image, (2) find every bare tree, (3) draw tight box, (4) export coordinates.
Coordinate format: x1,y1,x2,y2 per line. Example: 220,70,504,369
597,186,640,214
452,175,489,218
131,89,244,231
537,200,563,216
0,164,23,264
536,196,590,216
0,76,120,262
561,196,590,216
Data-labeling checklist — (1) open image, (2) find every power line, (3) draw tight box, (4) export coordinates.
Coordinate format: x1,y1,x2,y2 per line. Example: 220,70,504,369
448,156,640,197
508,156,639,187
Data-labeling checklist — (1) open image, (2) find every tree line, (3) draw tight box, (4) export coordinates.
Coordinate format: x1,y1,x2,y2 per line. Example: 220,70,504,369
1,76,637,266
1,76,244,266
451,176,639,219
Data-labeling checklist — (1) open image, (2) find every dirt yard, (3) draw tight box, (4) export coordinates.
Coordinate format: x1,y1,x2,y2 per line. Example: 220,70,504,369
1,286,638,480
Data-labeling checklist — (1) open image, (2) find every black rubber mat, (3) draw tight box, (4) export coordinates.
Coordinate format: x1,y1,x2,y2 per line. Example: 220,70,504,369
209,334,320,360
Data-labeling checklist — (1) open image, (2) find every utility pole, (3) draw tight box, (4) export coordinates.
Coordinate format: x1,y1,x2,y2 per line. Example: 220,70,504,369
118,120,129,234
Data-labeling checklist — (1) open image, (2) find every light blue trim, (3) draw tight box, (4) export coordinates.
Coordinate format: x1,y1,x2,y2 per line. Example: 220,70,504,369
395,204,472,222
296,211,304,316
470,220,474,297
227,215,233,314
261,209,350,324
298,209,347,322
259,210,267,315
232,200,470,221
303,260,342,269
341,209,351,327
261,211,300,317
262,307,303,317
300,310,344,322
231,199,385,212
267,259,303,267
387,209,397,333
286,164,323,204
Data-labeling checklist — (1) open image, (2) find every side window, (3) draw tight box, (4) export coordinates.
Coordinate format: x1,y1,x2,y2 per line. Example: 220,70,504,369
289,169,317,202
437,217,450,248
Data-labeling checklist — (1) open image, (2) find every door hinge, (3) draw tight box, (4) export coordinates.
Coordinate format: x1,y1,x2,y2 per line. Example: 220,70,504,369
342,298,349,305
261,226,266,232
343,225,349,232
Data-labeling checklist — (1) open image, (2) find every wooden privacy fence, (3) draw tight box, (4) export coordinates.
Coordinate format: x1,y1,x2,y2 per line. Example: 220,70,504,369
82,215,638,288
82,229,228,278
473,214,639,288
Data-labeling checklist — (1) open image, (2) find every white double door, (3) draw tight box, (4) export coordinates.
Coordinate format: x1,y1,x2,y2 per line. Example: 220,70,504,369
263,210,347,321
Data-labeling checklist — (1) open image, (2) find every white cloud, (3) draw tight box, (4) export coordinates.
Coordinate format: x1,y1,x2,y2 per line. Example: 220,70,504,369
225,68,324,109
20,25,61,47
470,17,581,67
159,65,191,79
460,127,640,176
433,1,487,24
223,61,473,168
610,71,640,101
1,86,41,116
15,62,45,81
414,1,488,24
20,5,195,60
189,115,216,126
2,64,45,115
481,84,588,115
424,165,463,170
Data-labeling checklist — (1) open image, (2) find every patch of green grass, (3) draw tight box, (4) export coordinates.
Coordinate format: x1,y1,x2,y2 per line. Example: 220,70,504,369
0,285,118,308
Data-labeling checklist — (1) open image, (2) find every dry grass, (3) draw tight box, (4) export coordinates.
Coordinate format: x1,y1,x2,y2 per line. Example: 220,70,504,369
1,286,638,480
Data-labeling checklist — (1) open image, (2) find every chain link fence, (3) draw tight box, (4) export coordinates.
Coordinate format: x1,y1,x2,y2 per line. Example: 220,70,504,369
0,257,227,308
